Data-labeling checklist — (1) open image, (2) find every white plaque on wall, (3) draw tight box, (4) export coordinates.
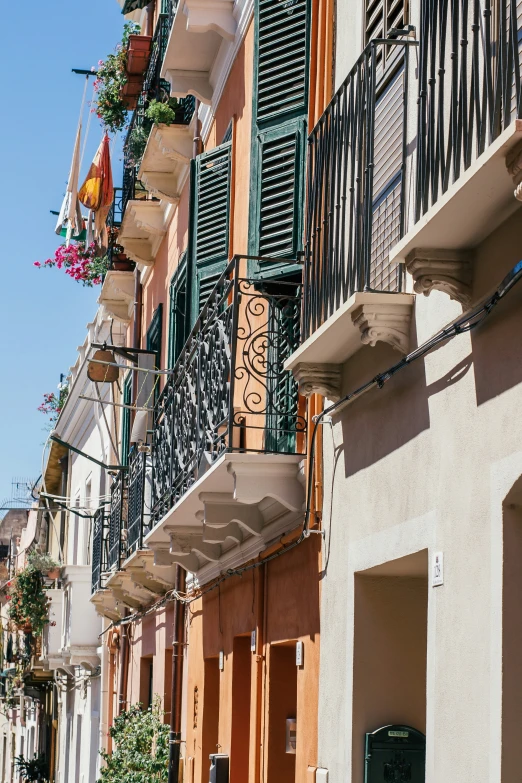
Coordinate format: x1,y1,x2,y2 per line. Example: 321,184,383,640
432,551,444,587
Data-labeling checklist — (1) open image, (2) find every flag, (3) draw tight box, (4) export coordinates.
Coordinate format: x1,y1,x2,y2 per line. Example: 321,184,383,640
79,134,114,247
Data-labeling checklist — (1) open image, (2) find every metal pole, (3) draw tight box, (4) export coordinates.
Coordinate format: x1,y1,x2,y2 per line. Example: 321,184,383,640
168,568,186,783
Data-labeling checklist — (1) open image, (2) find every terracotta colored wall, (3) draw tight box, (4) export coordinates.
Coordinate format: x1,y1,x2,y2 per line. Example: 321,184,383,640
184,534,320,782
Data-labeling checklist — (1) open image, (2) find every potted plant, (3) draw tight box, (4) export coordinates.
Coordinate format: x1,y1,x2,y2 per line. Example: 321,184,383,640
93,22,140,132
6,567,51,637
27,551,60,580
126,33,152,75
14,753,48,782
34,242,109,286
145,98,183,126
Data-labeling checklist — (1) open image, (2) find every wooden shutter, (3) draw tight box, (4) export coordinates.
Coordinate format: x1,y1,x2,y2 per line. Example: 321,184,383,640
168,253,188,368
192,142,232,319
250,0,310,278
256,0,308,124
370,66,405,291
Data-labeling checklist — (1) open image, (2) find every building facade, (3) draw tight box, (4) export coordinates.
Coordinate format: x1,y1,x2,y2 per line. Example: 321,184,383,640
285,0,522,780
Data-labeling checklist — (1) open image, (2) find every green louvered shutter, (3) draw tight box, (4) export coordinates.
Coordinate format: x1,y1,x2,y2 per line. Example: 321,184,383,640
249,0,310,279
168,253,188,367
191,142,232,321
120,373,133,466
256,0,308,123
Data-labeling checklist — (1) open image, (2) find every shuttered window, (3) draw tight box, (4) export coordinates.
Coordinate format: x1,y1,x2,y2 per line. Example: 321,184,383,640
365,0,408,71
191,142,231,319
256,0,308,123
168,254,188,368
249,0,310,278
120,373,133,466
370,65,405,291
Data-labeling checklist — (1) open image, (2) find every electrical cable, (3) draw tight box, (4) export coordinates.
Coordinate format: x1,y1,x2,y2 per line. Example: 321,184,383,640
94,258,521,636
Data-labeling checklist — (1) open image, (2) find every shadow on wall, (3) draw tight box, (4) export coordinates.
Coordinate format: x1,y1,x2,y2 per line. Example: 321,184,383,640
340,316,430,479
472,206,522,406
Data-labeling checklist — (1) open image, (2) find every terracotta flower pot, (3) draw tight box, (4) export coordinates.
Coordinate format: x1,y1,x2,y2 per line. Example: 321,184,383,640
46,568,60,580
121,74,144,107
126,34,152,75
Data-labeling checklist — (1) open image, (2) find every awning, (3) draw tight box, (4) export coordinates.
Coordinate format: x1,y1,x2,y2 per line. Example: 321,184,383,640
121,0,150,12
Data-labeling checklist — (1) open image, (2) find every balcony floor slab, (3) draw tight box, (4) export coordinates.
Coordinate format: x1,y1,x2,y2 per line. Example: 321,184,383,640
391,120,522,265
286,291,414,369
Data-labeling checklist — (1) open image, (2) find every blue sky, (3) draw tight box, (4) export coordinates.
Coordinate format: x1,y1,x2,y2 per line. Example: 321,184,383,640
0,1,125,505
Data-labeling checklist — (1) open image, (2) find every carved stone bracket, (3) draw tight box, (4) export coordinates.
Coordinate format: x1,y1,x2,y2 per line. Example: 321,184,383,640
291,362,341,400
163,70,213,104
229,462,304,512
405,248,472,307
351,301,412,354
184,0,237,40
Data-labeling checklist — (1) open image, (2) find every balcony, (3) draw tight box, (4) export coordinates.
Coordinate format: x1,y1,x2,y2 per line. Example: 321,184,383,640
286,40,416,398
38,588,63,670
118,12,196,264
60,565,101,667
94,256,305,594
161,0,237,104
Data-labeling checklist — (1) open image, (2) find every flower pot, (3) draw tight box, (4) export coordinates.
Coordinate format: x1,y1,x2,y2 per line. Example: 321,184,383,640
126,34,152,75
121,74,144,108
46,568,60,580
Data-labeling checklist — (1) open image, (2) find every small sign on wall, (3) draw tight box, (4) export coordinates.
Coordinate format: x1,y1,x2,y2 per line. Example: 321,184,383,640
251,630,256,652
431,552,444,587
219,650,224,671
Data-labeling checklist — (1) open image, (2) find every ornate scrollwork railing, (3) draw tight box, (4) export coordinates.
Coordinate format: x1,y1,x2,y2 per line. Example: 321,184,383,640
151,255,306,524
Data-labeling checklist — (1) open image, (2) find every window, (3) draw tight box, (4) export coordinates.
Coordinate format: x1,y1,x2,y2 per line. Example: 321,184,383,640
365,0,408,43
190,142,232,322
146,305,163,405
249,0,311,279
168,253,189,367
120,373,133,466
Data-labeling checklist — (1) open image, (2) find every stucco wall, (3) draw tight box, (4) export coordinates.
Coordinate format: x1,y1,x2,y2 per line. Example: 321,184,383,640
317,203,522,782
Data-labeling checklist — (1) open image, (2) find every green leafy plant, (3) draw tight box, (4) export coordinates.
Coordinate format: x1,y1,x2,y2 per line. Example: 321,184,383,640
94,22,140,133
27,551,59,574
14,753,47,782
98,698,169,783
145,99,179,126
7,568,50,637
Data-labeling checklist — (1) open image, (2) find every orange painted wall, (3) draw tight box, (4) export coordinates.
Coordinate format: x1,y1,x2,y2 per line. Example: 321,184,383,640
184,535,320,783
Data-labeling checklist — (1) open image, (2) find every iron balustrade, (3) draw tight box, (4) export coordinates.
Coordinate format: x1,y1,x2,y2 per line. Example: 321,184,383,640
302,39,413,340
107,472,128,571
92,506,109,594
151,255,305,524
416,0,522,219
127,447,149,556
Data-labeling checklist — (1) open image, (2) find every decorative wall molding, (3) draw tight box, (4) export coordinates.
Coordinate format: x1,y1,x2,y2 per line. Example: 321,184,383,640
351,301,412,354
405,248,472,307
292,362,342,400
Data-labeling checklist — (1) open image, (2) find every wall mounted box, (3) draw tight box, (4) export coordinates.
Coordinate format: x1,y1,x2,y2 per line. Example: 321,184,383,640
209,753,229,783
364,725,425,783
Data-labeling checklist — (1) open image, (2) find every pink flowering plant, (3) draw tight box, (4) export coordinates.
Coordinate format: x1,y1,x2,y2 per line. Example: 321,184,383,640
34,242,108,287
37,381,69,425
93,22,140,133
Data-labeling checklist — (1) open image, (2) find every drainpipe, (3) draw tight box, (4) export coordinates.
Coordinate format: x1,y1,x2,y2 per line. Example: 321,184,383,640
58,455,68,559
193,99,202,157
99,619,110,756
117,612,129,715
167,567,186,783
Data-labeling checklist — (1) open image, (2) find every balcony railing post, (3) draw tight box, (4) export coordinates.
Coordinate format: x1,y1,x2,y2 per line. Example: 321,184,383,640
227,257,240,451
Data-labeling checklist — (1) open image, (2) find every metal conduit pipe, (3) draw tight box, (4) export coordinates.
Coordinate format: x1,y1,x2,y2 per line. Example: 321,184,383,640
168,567,186,783
117,610,129,715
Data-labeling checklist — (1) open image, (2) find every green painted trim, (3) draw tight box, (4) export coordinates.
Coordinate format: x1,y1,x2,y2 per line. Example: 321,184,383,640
167,252,189,368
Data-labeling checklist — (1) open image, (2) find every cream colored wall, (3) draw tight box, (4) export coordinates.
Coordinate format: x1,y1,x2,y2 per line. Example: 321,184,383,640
317,202,522,782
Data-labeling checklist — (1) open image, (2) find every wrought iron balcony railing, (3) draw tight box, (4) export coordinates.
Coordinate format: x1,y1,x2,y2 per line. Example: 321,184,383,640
302,39,413,340
127,447,149,556
151,255,305,524
92,507,109,594
107,472,127,572
416,0,522,219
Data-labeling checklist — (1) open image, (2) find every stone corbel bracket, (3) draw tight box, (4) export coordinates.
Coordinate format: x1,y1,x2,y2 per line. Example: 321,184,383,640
163,70,213,104
166,525,222,563
119,201,166,265
98,270,135,324
138,125,192,203
351,301,413,354
405,248,472,308
184,0,236,40
229,461,305,511
291,363,341,400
